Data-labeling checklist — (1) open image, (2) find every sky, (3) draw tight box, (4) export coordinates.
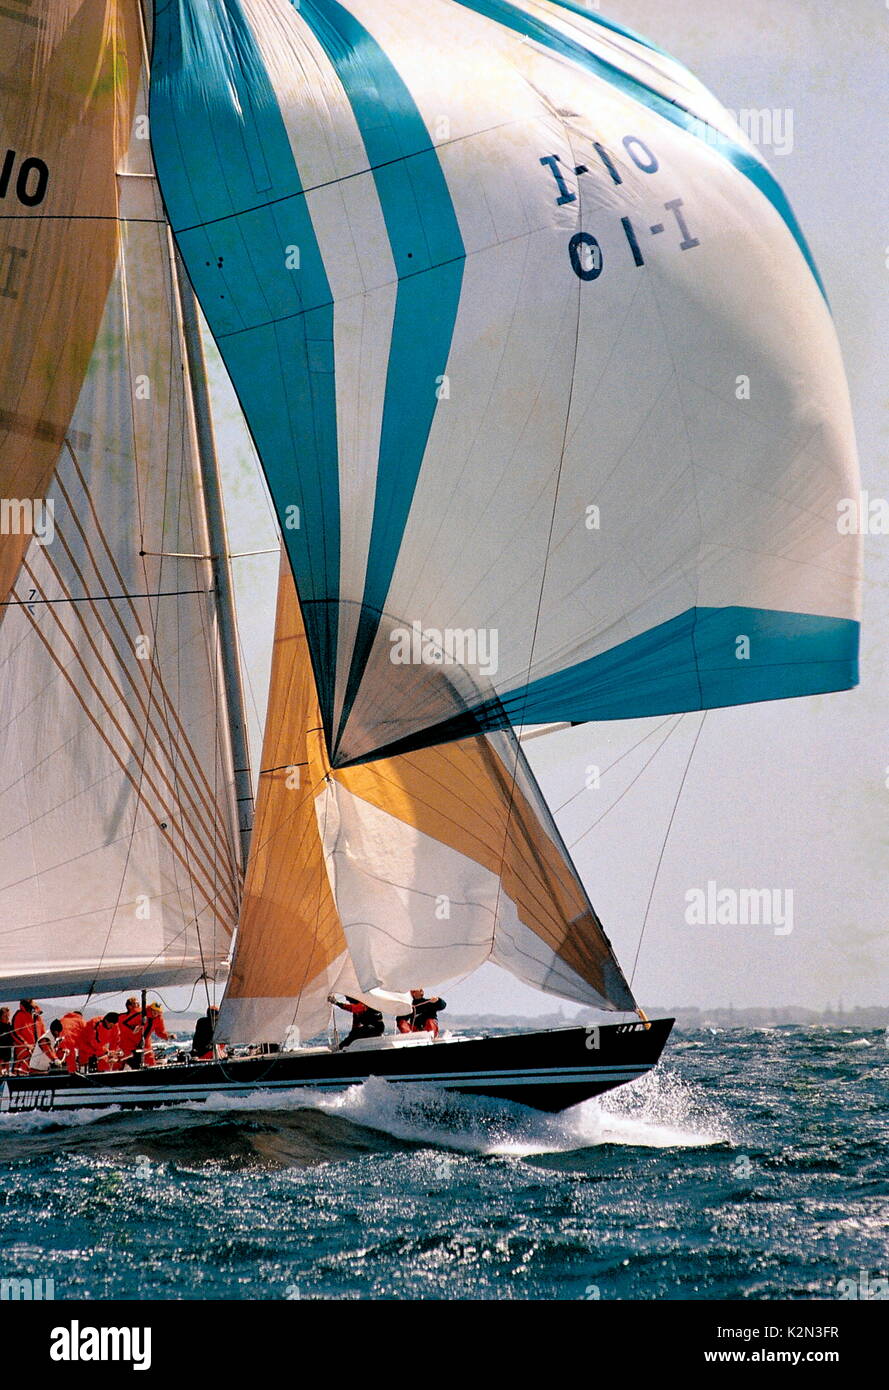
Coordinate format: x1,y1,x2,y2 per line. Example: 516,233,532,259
185,0,889,1022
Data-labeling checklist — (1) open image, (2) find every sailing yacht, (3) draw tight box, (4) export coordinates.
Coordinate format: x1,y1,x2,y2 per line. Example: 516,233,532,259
0,1,859,1116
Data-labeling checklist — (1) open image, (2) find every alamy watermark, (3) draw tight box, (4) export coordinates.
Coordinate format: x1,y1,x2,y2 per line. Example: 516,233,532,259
1,1275,55,1300
836,1269,888,1299
684,881,794,935
390,620,499,676
836,491,889,535
0,497,54,545
689,107,794,157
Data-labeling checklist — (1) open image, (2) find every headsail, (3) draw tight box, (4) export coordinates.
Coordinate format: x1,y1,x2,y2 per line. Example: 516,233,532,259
219,558,634,1045
151,0,861,768
0,4,241,999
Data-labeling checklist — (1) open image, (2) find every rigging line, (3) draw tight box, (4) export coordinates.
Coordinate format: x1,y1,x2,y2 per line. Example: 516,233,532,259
344,749,579,935
642,270,705,710
138,549,214,559
137,547,281,559
629,710,708,988
239,640,266,777
62,432,239,879
117,876,239,986
211,598,225,1010
478,736,598,947
551,712,677,815
153,226,217,1014
13,575,236,938
567,714,684,849
40,501,233,867
22,554,238,921
0,587,211,606
484,119,587,961
62,446,241,883
203,464,230,1010
123,977,205,1016
87,226,175,1005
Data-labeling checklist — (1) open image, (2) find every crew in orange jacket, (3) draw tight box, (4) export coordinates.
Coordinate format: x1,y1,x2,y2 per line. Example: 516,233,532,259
48,1011,86,1073
79,1013,122,1072
142,1002,170,1066
11,999,57,1074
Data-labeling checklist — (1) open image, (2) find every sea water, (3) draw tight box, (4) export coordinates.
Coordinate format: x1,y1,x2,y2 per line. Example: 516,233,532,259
0,1028,885,1301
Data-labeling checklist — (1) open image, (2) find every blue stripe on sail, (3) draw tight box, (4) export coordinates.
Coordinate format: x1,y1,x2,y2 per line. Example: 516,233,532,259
450,0,827,301
295,0,466,755
150,0,341,731
495,607,859,724
337,607,859,766
543,0,675,62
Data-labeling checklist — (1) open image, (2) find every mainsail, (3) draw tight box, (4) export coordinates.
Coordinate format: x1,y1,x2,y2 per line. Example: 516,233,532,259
151,0,861,769
0,2,241,998
219,559,635,1043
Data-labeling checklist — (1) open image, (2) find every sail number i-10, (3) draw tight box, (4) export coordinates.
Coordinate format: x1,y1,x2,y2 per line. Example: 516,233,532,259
540,134,700,280
0,148,49,207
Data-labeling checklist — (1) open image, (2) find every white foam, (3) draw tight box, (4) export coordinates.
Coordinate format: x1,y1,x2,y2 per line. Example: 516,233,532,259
0,1104,121,1132
0,1066,730,1154
311,1068,729,1155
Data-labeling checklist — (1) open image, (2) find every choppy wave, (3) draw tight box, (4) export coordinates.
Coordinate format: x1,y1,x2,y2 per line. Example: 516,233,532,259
0,1063,726,1163
1,1028,885,1300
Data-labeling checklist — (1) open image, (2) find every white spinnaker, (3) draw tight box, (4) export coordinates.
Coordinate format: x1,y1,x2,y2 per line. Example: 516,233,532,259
0,56,240,1000
153,0,860,764
328,0,860,760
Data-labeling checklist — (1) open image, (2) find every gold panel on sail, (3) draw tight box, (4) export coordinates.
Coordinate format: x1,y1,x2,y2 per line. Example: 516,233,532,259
0,0,140,602
223,559,634,1044
223,557,348,1031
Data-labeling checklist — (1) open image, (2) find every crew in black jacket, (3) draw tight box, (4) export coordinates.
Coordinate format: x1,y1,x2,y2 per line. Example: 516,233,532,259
396,989,447,1037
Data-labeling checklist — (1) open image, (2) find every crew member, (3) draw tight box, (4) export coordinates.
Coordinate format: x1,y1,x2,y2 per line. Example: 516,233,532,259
396,989,447,1038
11,999,57,1074
79,1012,122,1072
0,1006,14,1075
142,1001,170,1065
191,1005,220,1060
117,998,149,1069
49,1011,85,1073
327,995,385,1049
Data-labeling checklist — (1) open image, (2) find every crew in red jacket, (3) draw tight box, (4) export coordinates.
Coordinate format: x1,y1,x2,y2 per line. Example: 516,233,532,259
79,1013,122,1072
117,997,150,1068
11,999,57,1074
142,1002,170,1066
48,1011,86,1073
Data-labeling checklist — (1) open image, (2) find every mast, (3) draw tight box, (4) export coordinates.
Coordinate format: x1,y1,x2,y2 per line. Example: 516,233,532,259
174,253,254,873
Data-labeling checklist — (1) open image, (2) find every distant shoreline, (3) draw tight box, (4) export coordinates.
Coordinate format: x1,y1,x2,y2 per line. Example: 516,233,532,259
151,1005,889,1038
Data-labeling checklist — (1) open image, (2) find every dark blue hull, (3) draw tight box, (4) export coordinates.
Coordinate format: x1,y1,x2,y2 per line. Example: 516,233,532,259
1,1019,674,1114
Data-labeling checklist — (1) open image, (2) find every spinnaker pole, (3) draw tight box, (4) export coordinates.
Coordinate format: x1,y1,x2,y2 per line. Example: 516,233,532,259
173,252,255,873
